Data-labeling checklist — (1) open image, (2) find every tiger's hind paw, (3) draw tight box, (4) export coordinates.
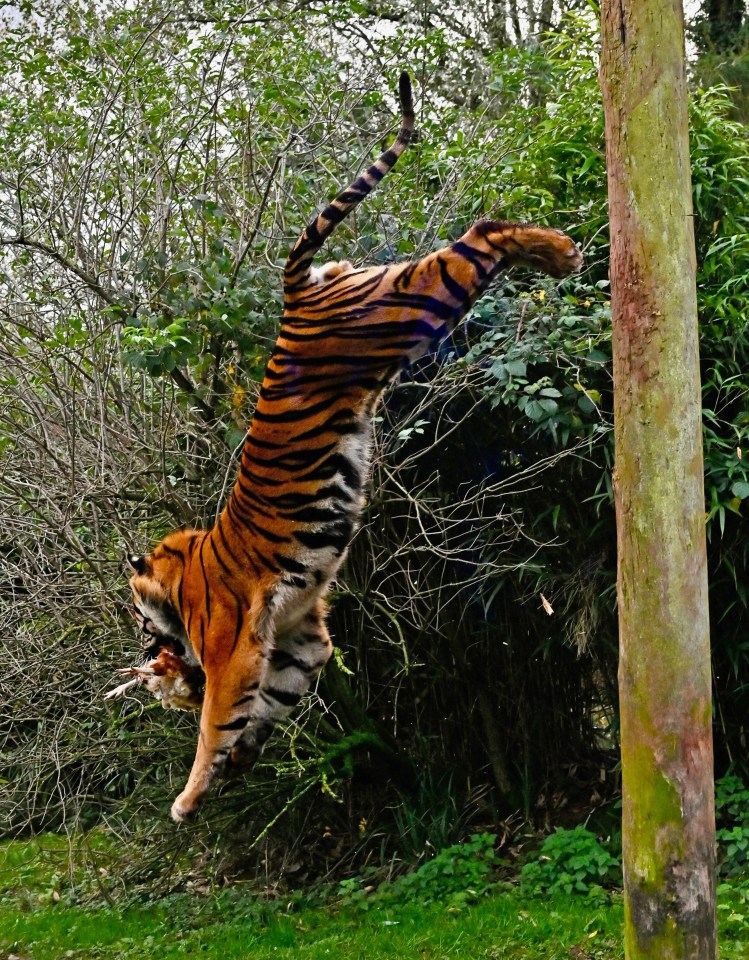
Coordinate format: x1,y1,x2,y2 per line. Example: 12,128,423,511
309,260,353,286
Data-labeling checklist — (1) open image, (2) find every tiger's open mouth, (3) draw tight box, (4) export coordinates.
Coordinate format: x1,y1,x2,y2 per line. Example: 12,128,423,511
106,589,204,710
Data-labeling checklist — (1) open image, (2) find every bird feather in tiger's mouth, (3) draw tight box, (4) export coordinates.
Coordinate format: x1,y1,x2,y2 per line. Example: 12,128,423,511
104,645,205,711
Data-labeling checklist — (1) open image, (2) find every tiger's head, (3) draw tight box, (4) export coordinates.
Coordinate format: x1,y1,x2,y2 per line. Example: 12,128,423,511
127,529,206,662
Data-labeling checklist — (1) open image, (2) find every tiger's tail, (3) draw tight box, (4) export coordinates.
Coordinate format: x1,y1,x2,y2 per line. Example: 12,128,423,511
283,71,415,299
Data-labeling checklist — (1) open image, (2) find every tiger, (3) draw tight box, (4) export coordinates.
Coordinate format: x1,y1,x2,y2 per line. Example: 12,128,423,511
124,71,583,823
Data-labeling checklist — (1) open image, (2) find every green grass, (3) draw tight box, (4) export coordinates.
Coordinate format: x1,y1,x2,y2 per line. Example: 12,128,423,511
0,888,624,960
1,837,747,960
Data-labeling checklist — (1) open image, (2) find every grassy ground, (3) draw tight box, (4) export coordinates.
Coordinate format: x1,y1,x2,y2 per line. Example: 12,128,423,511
1,837,747,960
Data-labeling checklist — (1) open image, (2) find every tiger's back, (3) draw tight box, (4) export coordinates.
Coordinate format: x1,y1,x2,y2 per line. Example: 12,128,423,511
124,72,583,822
221,220,580,606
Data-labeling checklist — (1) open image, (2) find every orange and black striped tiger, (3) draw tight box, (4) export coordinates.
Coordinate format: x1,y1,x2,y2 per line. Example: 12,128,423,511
123,72,582,822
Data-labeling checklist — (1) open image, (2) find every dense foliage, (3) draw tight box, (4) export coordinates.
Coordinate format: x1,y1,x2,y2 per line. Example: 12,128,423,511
1,0,748,889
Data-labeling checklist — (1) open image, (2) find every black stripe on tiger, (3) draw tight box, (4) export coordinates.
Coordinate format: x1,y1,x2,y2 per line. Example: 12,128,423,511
215,716,249,731
269,649,316,673
262,687,303,708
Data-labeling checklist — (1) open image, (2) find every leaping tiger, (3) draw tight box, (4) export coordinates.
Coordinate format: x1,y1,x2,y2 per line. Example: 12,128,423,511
119,71,583,822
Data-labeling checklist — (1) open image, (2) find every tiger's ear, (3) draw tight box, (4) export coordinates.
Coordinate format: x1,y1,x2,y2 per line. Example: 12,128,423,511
128,554,148,575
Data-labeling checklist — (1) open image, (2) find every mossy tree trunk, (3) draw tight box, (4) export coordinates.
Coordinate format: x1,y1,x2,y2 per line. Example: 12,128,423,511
600,2,717,958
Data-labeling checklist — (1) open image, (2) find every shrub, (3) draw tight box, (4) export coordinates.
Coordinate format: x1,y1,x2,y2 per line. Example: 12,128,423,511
716,775,749,878
519,826,621,898
338,832,500,911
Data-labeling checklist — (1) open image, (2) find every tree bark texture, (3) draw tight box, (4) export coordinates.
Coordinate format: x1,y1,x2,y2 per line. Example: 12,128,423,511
600,2,717,958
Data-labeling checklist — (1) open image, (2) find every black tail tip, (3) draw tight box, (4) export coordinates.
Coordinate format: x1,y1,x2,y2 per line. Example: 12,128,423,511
398,71,414,116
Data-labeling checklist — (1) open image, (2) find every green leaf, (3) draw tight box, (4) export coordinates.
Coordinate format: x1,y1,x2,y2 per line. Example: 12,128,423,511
504,359,527,378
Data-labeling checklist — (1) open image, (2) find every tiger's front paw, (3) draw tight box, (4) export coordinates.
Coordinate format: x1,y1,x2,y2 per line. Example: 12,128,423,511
170,791,200,823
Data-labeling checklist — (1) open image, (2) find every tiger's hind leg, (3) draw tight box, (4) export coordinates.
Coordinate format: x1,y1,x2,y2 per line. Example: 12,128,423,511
225,600,333,775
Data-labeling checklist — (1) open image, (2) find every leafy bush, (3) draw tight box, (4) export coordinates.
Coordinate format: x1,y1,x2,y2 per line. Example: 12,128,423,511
390,832,500,906
716,775,749,878
338,832,500,911
520,826,621,899
717,880,749,945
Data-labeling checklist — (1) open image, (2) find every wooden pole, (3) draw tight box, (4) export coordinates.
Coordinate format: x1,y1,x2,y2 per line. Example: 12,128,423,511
599,1,717,957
